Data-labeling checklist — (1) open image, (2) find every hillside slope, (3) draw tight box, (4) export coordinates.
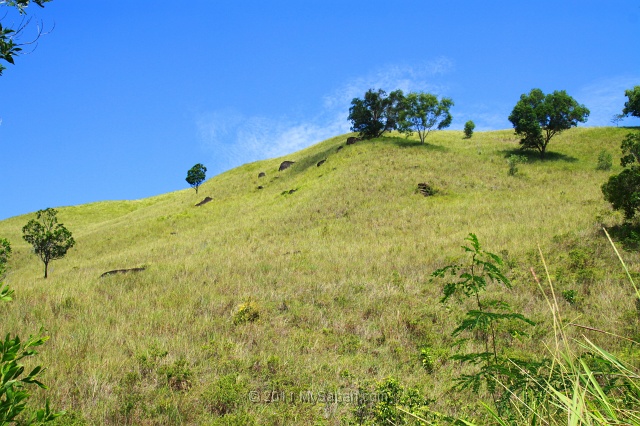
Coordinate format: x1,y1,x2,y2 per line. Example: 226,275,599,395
1,128,638,424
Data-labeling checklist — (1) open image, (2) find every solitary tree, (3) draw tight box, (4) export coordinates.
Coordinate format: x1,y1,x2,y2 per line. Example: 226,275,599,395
348,89,404,139
186,163,207,194
602,132,640,220
508,89,590,159
611,114,625,127
623,86,640,118
0,0,52,76
22,208,75,278
397,92,453,144
464,120,476,139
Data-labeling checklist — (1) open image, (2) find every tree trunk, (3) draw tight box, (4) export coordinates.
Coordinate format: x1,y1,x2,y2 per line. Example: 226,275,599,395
44,262,48,279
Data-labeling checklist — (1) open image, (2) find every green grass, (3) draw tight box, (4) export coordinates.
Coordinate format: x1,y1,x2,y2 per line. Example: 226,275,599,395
1,127,639,424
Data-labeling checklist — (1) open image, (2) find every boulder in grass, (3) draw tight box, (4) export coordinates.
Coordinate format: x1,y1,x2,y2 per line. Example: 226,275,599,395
100,267,146,278
279,161,295,171
346,136,361,145
195,196,213,206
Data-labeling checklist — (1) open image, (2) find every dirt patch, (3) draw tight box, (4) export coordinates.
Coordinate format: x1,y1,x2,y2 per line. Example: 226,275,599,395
417,183,436,197
317,159,326,167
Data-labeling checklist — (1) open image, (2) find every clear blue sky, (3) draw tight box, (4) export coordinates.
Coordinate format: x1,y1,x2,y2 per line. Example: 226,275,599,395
1,0,639,220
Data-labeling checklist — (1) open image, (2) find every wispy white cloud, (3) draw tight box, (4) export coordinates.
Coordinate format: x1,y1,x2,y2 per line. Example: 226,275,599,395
578,76,640,127
323,57,454,110
197,57,455,172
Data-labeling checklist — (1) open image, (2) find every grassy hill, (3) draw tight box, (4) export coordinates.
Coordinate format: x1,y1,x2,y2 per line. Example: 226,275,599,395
1,127,639,425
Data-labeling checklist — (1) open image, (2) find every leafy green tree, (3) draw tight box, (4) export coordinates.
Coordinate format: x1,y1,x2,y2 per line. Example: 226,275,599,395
463,120,475,139
22,208,75,279
186,163,207,194
623,86,640,118
508,88,590,159
397,92,453,144
0,0,52,76
0,238,10,277
602,132,640,219
348,89,404,139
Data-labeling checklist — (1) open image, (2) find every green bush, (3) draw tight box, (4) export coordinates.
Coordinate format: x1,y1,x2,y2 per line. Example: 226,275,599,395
464,120,475,138
596,149,613,171
507,154,527,176
602,132,640,219
201,375,246,416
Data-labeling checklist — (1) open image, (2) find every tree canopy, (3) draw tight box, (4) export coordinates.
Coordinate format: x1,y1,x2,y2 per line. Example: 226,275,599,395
348,89,404,139
186,163,207,194
508,89,589,158
22,208,75,278
623,86,640,118
602,132,640,220
0,0,51,76
397,92,453,144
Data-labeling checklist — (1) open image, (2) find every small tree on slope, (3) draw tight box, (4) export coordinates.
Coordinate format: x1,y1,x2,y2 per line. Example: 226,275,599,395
186,163,207,194
22,208,75,279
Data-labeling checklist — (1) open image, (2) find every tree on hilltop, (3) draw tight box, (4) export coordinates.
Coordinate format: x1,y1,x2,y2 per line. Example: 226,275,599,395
623,86,640,118
397,92,453,144
348,89,404,139
508,89,589,159
464,120,475,139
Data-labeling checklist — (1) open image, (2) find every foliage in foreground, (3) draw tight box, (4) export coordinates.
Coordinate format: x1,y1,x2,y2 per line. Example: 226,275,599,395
0,0,52,76
367,233,640,426
0,240,61,425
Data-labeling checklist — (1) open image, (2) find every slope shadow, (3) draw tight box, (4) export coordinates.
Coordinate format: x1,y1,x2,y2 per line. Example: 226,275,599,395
385,136,449,152
276,144,342,178
499,148,578,163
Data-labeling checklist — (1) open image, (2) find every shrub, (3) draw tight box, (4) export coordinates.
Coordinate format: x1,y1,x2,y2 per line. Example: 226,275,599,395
507,154,527,176
233,301,260,325
202,375,245,415
596,149,613,171
463,120,475,138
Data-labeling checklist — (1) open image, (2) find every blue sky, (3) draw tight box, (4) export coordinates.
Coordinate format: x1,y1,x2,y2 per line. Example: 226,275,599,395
1,1,639,220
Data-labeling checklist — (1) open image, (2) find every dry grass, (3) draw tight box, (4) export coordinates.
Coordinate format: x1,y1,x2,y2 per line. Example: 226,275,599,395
1,127,639,424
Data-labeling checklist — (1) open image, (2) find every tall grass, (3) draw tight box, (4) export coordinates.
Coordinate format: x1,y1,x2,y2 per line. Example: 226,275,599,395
479,230,640,426
0,128,638,424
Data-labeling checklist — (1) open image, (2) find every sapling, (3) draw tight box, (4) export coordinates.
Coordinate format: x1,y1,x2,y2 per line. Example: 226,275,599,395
432,233,535,413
